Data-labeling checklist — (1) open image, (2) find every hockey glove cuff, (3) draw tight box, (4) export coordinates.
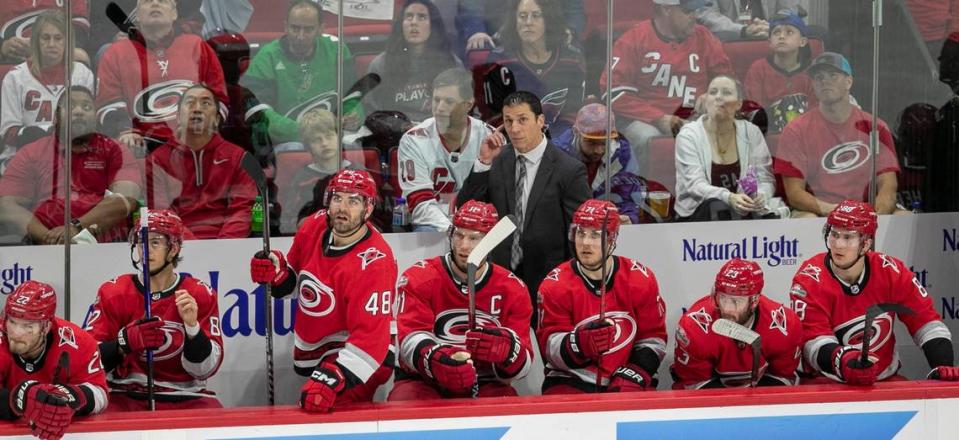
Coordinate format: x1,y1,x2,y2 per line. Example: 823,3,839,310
118,316,164,354
299,363,346,413
608,363,653,392
250,250,290,285
832,346,878,386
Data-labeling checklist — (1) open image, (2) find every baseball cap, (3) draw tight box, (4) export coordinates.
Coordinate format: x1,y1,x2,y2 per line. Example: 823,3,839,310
808,52,853,77
653,0,713,12
768,12,808,37
574,103,618,140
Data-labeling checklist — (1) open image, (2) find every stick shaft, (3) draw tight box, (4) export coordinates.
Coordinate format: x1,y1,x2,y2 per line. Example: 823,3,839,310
139,209,155,411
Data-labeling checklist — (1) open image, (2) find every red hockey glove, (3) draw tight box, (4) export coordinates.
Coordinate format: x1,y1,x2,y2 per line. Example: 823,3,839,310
299,363,346,413
565,319,615,362
118,317,164,354
607,364,653,392
10,381,75,440
465,327,519,364
419,344,477,396
832,346,878,386
929,366,959,381
250,250,290,285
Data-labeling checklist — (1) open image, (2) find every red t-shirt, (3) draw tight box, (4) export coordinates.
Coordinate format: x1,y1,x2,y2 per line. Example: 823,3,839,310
744,57,817,109
773,107,900,204
0,0,89,41
905,0,959,42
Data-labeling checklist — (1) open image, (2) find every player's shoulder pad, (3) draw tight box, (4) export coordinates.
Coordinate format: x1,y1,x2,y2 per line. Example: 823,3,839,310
491,264,528,291
55,319,96,353
794,255,827,284
355,245,394,271
872,252,907,276
181,275,218,299
682,304,715,336
400,258,437,284
623,256,652,279
539,266,565,287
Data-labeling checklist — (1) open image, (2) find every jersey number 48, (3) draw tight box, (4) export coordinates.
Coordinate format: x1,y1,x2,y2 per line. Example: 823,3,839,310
364,291,392,316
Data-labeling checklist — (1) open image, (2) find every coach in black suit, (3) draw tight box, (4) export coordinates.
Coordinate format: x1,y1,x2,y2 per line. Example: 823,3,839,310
457,91,590,326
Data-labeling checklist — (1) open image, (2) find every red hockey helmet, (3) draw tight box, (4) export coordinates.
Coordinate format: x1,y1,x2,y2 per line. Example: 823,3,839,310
714,258,764,297
570,199,620,241
825,200,878,238
453,200,499,233
324,169,377,204
4,280,57,323
129,209,186,247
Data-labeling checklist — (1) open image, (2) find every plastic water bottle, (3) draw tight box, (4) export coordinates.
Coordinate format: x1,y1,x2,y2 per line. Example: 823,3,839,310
392,197,409,230
911,200,922,214
251,195,264,234
131,199,145,226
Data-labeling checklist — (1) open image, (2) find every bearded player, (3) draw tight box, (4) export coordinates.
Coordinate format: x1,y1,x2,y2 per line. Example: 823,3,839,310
672,259,803,389
84,209,223,411
250,169,396,412
0,281,107,440
790,200,959,385
390,200,532,400
537,199,667,394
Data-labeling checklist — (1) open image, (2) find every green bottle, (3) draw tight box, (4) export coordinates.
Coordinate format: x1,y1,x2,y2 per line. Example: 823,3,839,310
251,195,264,235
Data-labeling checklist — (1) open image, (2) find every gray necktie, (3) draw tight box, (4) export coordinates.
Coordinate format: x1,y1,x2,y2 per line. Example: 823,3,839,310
511,156,527,270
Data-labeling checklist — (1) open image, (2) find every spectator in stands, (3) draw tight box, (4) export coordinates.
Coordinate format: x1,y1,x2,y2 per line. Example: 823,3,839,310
97,0,227,153
486,0,586,136
366,0,463,122
459,0,585,51
675,75,787,221
600,0,732,175
1,1,90,63
0,86,141,244
200,0,253,38
555,103,668,224
1,10,95,173
146,84,257,239
698,0,801,39
904,0,959,58
399,67,490,232
744,12,815,132
241,0,363,150
774,52,903,217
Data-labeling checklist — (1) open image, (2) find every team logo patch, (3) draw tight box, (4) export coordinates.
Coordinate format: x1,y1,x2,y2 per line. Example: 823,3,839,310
284,91,338,123
58,327,78,350
676,327,690,347
769,306,788,336
297,271,336,318
688,307,713,334
397,275,408,288
630,260,649,277
412,260,428,269
132,79,194,123
821,141,871,175
433,309,501,346
357,247,386,270
835,312,895,354
789,283,807,298
1,10,42,40
545,268,561,282
143,321,185,362
799,264,822,282
879,254,900,273
574,312,637,355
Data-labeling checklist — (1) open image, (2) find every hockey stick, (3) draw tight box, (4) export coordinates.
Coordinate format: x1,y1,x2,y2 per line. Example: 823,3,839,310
859,303,915,367
342,73,381,105
465,215,518,330
138,207,156,410
712,318,762,387
595,209,611,391
240,153,275,406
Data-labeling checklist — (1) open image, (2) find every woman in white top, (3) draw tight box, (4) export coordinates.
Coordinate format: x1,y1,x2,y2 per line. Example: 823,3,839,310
674,75,788,221
0,10,94,166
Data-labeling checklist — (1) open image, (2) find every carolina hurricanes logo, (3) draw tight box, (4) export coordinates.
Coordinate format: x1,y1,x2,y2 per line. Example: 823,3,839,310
397,275,409,288
545,268,561,282
132,80,194,123
140,321,185,362
284,91,338,123
1,10,43,40
835,312,894,353
58,327,77,350
688,307,713,334
433,309,501,346
540,88,569,125
412,260,428,269
878,254,900,273
573,312,636,355
357,247,386,270
769,306,788,336
297,271,336,318
821,141,871,175
799,264,822,282
630,260,649,277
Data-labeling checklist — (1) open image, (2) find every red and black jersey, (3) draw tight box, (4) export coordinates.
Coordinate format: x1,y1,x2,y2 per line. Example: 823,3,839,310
396,256,533,382
788,251,950,381
285,212,397,386
744,57,817,110
486,44,586,128
0,0,89,42
0,317,107,416
537,256,667,389
672,295,803,389
85,274,224,398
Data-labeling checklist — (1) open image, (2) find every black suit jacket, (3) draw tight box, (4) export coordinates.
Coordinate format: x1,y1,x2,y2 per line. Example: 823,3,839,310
458,142,591,321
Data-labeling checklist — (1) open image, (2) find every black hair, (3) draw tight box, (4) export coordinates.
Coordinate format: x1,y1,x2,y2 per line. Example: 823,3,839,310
503,90,543,116
499,0,567,55
382,0,457,89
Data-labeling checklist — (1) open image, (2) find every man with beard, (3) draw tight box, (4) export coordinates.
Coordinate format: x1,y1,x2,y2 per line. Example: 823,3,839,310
789,200,959,385
250,169,396,413
390,200,532,400
146,83,256,239
398,67,492,231
0,86,141,244
85,209,225,410
537,199,667,394
0,280,108,440
671,258,803,389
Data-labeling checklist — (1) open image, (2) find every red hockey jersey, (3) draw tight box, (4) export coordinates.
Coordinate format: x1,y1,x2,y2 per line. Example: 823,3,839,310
0,317,107,415
0,0,89,42
395,256,533,382
85,274,224,398
537,256,667,387
599,20,732,124
672,295,803,389
788,251,949,381
95,32,227,144
285,212,397,384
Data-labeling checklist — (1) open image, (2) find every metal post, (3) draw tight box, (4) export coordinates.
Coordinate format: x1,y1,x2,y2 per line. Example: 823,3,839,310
63,0,75,320
868,0,882,206
604,0,614,201
336,0,345,169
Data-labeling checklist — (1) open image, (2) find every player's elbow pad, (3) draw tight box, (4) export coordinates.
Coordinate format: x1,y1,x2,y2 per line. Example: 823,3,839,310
922,337,954,369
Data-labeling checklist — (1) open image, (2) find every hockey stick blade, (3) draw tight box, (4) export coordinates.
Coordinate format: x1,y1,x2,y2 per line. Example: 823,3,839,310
713,318,762,387
106,2,132,34
467,215,517,267
342,73,381,103
860,303,916,365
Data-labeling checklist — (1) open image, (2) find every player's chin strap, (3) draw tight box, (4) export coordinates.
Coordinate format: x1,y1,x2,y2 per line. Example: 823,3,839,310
129,244,176,276
576,241,617,273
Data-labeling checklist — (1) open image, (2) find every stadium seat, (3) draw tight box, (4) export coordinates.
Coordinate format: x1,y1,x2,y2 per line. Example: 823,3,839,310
343,148,384,188
723,38,825,83
647,136,677,196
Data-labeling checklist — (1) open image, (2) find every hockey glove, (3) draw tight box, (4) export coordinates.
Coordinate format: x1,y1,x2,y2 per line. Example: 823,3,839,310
565,319,615,362
118,316,165,354
928,366,959,381
299,363,346,413
608,363,653,392
10,381,75,440
466,327,527,378
419,344,477,396
832,346,878,386
250,250,290,285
